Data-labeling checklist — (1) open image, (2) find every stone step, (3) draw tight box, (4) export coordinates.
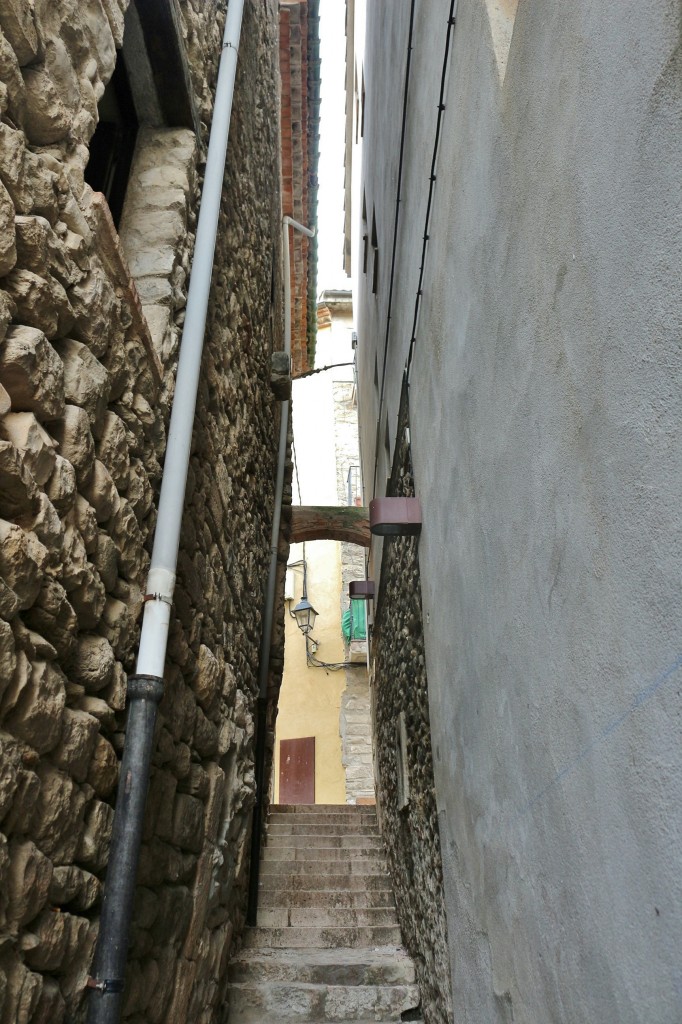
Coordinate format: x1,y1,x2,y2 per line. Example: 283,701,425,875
227,980,420,1021
230,1019,422,1024
261,858,387,875
269,812,377,827
258,889,395,910
270,805,371,814
268,823,380,837
265,835,384,851
258,873,393,892
228,947,416,986
242,925,403,949
257,907,399,929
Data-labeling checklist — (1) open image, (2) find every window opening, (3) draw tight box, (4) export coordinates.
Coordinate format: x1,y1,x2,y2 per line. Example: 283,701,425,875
346,465,362,506
354,64,359,144
362,191,368,274
360,70,365,138
371,210,379,294
84,55,139,228
396,711,410,810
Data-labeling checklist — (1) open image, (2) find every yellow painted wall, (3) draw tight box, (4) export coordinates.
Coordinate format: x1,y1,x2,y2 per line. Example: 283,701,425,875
274,539,347,804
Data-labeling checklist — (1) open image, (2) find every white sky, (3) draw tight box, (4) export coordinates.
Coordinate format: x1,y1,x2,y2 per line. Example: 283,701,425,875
316,0,350,292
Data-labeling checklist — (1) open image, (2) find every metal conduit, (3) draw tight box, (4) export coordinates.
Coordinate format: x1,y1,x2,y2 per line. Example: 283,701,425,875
247,215,315,926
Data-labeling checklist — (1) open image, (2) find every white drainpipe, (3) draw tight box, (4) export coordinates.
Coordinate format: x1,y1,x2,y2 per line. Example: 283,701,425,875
87,3,245,1021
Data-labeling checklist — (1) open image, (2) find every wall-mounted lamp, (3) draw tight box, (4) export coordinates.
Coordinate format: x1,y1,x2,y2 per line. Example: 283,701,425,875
369,497,422,536
291,595,318,636
349,580,375,600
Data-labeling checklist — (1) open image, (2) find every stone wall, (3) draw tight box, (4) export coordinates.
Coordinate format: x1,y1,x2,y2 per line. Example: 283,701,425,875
333,378,373,803
372,385,452,1024
0,0,285,1021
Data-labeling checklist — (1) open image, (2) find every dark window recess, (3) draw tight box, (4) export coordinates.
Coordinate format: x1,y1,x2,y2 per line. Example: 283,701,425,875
371,210,379,294
362,192,368,273
360,72,365,138
84,55,139,228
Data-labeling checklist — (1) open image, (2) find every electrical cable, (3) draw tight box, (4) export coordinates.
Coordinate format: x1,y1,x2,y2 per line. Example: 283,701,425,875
371,0,416,498
406,0,457,378
371,0,458,493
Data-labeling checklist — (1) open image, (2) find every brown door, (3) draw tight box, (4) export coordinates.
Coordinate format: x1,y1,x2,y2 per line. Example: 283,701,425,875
279,737,315,804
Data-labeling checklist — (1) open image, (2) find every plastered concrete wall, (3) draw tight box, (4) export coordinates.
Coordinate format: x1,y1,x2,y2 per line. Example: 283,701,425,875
355,2,682,1022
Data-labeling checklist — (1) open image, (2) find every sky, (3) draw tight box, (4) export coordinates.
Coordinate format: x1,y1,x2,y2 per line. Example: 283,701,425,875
316,0,350,293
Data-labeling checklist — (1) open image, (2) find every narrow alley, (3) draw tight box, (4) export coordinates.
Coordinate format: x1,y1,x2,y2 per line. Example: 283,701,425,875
0,1,679,1023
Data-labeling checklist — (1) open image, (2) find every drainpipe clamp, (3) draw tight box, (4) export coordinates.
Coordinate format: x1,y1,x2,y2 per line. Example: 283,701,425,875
86,977,124,994
126,674,164,703
142,591,173,605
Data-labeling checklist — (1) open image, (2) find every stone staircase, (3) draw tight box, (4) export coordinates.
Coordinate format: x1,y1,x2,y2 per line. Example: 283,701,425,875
227,804,422,1023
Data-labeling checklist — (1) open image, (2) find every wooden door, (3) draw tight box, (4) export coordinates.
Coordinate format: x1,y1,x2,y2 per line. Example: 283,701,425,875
279,737,315,804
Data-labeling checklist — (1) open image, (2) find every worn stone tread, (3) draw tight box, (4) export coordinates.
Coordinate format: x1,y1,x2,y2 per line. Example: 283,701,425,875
267,835,383,848
268,823,380,836
227,979,420,1021
229,946,417,986
269,804,374,813
259,873,393,891
243,925,403,949
230,1019,423,1023
257,907,399,928
258,889,395,909
261,857,387,873
269,813,378,826
262,839,385,856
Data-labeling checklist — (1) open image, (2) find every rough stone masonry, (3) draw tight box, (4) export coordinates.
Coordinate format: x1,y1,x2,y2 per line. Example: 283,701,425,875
371,382,454,1024
0,1,286,1022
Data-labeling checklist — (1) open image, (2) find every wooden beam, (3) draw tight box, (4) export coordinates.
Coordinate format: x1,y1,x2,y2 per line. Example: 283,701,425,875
289,506,370,547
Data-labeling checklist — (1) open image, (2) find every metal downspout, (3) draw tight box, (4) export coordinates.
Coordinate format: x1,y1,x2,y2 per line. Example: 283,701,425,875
247,215,315,926
86,2,245,1020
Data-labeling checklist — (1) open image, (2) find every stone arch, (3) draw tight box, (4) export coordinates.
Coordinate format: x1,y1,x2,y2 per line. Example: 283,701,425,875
289,506,370,547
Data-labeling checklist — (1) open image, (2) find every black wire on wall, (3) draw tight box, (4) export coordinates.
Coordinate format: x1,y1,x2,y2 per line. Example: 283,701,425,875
405,0,458,379
371,0,417,498
371,0,459,496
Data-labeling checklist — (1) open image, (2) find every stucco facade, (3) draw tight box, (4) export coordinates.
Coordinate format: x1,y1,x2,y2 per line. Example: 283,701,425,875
349,2,682,1023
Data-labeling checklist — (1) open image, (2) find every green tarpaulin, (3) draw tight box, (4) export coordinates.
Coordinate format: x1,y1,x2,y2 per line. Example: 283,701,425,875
342,599,367,641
